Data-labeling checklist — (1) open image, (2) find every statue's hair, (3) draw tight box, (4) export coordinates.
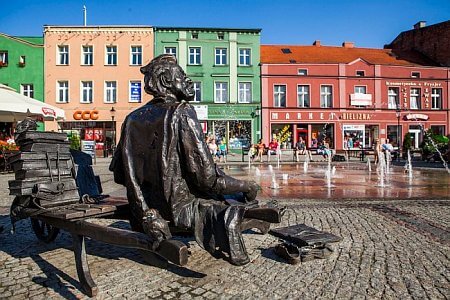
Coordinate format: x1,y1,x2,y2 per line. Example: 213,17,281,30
140,54,179,98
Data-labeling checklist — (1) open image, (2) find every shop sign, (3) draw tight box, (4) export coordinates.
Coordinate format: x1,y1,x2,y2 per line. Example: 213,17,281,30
343,124,365,131
200,121,207,133
193,105,208,120
42,107,56,117
341,113,371,120
385,81,442,87
73,110,99,120
130,82,142,102
405,114,429,121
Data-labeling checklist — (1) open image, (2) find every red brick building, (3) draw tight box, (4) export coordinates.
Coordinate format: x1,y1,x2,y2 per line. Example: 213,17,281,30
260,43,450,151
386,21,450,67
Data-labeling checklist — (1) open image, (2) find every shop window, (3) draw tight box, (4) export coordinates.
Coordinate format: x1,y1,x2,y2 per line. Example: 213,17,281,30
387,125,402,148
430,125,445,136
213,120,251,150
311,124,335,149
271,124,293,149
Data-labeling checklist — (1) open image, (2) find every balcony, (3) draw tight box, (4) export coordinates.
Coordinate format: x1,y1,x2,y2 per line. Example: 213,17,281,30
350,93,372,106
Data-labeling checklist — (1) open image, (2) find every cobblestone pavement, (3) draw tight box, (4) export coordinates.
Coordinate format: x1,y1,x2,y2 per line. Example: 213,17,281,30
0,158,449,299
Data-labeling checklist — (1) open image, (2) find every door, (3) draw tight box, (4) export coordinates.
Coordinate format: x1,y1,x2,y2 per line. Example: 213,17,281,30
409,129,421,149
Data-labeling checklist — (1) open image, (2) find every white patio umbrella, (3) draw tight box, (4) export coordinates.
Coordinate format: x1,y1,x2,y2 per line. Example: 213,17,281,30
0,84,65,122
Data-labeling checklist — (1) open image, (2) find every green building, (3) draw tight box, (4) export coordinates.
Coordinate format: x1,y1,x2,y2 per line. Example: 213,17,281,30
0,33,44,132
154,27,261,151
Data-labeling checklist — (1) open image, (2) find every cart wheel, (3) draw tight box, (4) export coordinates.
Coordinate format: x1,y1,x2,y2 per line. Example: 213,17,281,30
31,219,60,243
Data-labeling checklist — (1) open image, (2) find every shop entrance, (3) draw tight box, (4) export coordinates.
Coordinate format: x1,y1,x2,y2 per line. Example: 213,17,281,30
409,128,421,149
297,128,308,148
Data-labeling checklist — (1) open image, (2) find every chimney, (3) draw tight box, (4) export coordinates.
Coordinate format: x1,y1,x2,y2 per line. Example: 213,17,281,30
413,21,426,29
313,40,321,46
342,41,354,48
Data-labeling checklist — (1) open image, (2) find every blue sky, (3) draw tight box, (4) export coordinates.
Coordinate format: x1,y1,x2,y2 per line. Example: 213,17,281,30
1,0,449,48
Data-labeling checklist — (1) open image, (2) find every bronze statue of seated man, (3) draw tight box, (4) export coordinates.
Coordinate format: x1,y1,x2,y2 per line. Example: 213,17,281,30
110,54,280,265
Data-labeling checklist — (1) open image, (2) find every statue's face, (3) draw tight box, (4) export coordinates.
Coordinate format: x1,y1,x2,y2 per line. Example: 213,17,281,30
171,66,195,101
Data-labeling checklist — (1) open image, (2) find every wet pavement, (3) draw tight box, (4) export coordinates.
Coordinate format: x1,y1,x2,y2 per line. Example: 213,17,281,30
0,158,449,299
222,162,450,201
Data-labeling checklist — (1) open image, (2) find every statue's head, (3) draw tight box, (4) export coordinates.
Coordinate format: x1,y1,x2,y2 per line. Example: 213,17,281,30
140,54,195,102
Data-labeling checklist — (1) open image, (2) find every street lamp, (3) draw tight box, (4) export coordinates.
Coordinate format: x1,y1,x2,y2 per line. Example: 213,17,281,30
395,106,401,161
110,107,116,155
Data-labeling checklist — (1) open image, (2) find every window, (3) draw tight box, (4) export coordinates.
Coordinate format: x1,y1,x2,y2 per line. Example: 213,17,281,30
356,70,365,76
281,48,291,54
215,48,227,65
19,55,26,66
0,51,8,65
431,88,442,109
430,125,445,136
129,81,142,103
239,48,251,66
214,82,228,103
411,72,421,78
58,45,69,65
130,46,142,65
20,84,34,98
238,82,252,103
217,33,224,40
274,85,286,107
298,69,308,75
192,32,198,39
388,87,399,109
192,82,202,102
57,81,69,103
82,45,93,65
189,47,201,65
81,81,93,103
105,81,117,103
297,85,310,107
106,46,117,65
164,47,177,58
320,85,333,108
410,88,421,109
354,86,366,94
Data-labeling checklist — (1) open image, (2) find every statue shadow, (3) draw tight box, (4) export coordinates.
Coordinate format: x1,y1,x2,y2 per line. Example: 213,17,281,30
0,215,205,298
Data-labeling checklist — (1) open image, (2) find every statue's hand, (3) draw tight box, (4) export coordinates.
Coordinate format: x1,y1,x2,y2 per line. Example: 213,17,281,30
244,181,259,202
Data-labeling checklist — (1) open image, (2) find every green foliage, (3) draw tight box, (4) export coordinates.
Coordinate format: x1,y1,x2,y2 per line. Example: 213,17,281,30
69,134,80,150
420,129,448,155
402,133,412,151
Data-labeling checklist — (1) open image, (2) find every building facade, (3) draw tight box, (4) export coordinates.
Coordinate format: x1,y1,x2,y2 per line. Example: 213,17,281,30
0,33,44,133
261,43,449,151
44,26,153,156
386,21,450,67
154,27,261,151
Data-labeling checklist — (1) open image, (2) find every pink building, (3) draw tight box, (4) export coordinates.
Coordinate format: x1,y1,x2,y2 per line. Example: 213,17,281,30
261,43,449,151
44,25,153,156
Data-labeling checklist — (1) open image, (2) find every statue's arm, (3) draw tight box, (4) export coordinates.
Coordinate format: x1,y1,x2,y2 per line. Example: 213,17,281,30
179,106,257,201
